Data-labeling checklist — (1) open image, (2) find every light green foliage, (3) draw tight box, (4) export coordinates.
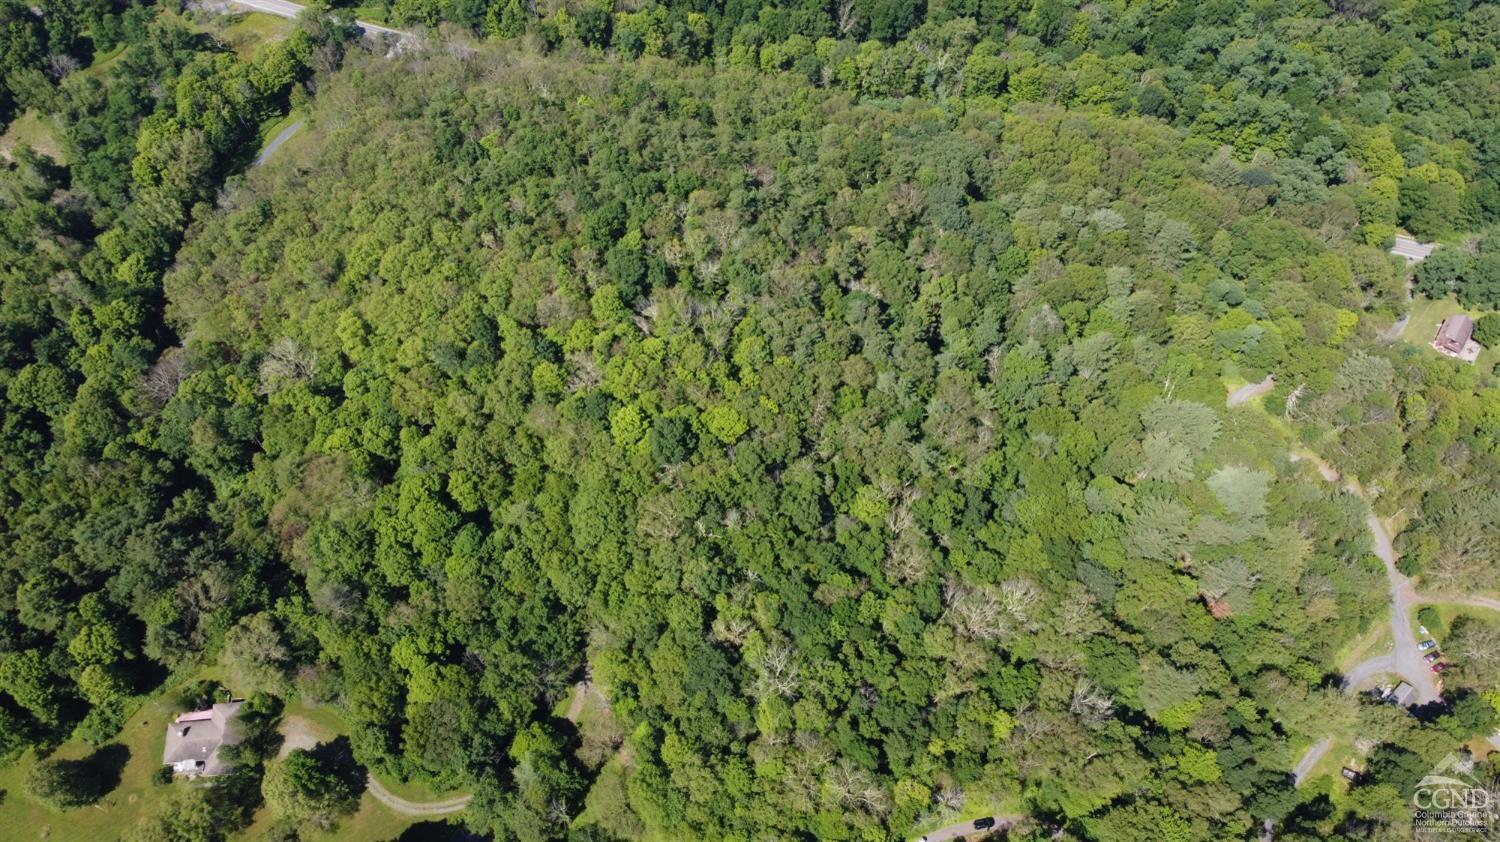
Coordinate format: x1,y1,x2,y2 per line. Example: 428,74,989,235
2,4,1499,841
700,404,747,444
1207,466,1271,521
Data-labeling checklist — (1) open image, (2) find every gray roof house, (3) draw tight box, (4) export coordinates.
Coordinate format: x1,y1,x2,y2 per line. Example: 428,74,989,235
162,701,243,777
1389,682,1417,707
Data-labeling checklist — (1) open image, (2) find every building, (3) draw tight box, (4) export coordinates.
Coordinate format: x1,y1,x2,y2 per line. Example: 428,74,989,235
1391,234,1436,265
1432,314,1482,362
1389,682,1417,707
162,701,243,777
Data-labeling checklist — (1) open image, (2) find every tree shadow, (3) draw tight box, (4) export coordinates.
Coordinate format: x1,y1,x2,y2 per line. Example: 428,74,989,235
39,743,131,806
308,735,368,798
388,820,486,842
83,743,130,796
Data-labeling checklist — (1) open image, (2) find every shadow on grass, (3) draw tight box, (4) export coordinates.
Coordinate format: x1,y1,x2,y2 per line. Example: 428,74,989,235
389,819,486,841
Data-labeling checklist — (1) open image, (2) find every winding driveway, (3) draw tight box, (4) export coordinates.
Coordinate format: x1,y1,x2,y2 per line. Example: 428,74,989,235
365,774,472,817
1230,379,1450,790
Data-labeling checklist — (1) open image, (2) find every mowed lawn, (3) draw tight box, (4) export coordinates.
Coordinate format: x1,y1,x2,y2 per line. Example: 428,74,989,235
234,699,469,842
0,110,67,163
0,692,181,842
0,688,468,842
203,11,296,59
1399,295,1499,371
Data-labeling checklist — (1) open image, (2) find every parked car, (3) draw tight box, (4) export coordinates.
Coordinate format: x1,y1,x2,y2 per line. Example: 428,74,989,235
1424,652,1441,663
974,817,997,830
1432,662,1450,673
1418,639,1437,651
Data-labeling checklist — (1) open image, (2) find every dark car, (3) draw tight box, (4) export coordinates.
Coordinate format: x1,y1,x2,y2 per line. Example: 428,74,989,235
1424,651,1441,663
974,817,997,830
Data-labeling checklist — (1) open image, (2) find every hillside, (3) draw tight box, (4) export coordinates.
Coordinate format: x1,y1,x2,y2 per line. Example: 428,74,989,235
1,3,1499,842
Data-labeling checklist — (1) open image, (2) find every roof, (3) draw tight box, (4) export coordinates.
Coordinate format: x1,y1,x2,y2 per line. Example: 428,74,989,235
1439,314,1474,344
1391,682,1416,705
162,701,243,776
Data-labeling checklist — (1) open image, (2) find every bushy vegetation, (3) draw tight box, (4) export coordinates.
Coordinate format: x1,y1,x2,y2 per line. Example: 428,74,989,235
1,2,1499,841
364,0,1500,243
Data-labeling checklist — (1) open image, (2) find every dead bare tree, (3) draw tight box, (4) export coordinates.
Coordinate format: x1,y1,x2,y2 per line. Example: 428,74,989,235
140,347,191,407
257,337,316,395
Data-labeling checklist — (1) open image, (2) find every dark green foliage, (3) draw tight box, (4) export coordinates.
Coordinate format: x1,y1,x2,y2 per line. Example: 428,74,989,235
2,3,1499,841
25,744,129,810
1475,313,1500,348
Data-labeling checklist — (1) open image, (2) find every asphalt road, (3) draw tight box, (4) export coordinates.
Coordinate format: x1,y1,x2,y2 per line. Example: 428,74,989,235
916,816,1019,842
252,118,303,166
1292,737,1332,785
1363,512,1442,704
228,0,412,39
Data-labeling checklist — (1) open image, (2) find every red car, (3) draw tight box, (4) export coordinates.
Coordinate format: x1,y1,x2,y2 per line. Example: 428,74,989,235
1432,662,1450,673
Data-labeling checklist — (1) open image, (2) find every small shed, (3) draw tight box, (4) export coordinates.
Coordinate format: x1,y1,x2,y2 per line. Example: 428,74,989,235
162,701,243,777
1434,314,1474,356
1389,682,1417,707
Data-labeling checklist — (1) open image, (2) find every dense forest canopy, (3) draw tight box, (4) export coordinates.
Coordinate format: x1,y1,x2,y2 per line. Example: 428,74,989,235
1,1,1499,841
353,0,1500,243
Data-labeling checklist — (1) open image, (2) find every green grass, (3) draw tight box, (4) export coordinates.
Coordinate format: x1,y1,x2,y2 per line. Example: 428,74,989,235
0,688,188,841
1399,295,1499,371
351,2,394,25
233,699,468,842
1416,600,1500,637
188,10,294,59
0,680,467,842
75,43,127,81
0,109,66,163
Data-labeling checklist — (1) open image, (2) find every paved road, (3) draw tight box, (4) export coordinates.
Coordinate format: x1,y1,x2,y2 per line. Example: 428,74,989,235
1391,234,1436,264
1292,737,1332,785
252,118,303,166
365,774,471,817
1363,513,1441,703
1226,374,1275,407
1273,439,1446,789
228,0,413,40
915,816,1020,841
1341,653,1395,691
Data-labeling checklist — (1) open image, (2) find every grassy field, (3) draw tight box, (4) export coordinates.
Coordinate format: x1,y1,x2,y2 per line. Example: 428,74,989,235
1398,295,1499,371
0,109,66,163
351,2,394,25
193,10,295,59
233,698,469,842
0,683,469,842
0,688,186,841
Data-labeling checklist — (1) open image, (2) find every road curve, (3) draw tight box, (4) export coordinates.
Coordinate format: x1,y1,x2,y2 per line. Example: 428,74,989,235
1364,513,1441,704
365,774,472,817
